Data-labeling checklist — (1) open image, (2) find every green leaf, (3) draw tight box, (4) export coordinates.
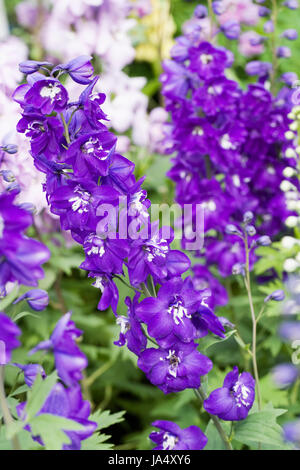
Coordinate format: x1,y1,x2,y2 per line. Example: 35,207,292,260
199,330,236,352
234,406,290,450
30,414,85,451
90,409,126,431
13,311,39,323
0,286,19,310
25,372,58,422
81,432,114,450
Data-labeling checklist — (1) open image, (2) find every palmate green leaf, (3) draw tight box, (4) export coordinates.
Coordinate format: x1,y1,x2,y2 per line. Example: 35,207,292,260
234,405,291,450
25,372,58,422
30,414,85,451
81,432,114,450
90,409,126,431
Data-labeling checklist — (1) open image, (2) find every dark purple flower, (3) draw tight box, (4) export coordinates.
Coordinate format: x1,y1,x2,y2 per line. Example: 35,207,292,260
22,79,68,114
14,363,46,387
135,277,203,347
65,131,117,178
17,383,97,450
127,222,190,286
17,114,64,158
203,366,255,421
89,273,119,314
0,313,21,364
13,289,49,311
53,56,94,85
29,312,88,387
114,294,147,356
138,342,212,394
189,42,228,80
194,5,208,18
80,234,129,276
150,420,207,450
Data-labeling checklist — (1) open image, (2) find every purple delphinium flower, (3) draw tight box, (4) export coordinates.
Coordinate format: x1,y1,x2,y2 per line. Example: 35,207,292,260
203,366,255,421
283,0,298,9
64,130,117,178
245,61,273,77
220,21,241,40
271,363,299,389
0,313,21,364
264,290,285,302
150,420,208,450
283,420,300,449
135,277,205,348
14,363,46,387
89,273,119,314
53,56,94,85
0,189,50,296
19,60,53,75
279,321,300,342
138,342,213,394
17,383,97,450
29,312,87,387
276,46,292,58
14,289,49,311
281,29,298,40
127,222,190,287
114,294,147,356
189,42,228,80
21,79,68,115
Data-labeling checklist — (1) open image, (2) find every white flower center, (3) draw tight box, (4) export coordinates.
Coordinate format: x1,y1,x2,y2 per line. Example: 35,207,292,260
166,350,181,378
116,316,130,334
200,54,213,65
163,432,177,450
40,83,61,102
0,215,4,238
220,134,236,150
69,187,91,213
232,380,251,408
168,298,190,325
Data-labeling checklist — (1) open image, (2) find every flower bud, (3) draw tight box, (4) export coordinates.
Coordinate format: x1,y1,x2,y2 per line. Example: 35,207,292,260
14,289,49,311
225,224,242,236
243,211,254,224
256,235,272,246
264,290,285,302
246,225,256,236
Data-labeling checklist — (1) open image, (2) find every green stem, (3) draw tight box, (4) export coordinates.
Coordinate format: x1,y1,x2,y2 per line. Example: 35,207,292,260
194,387,233,450
270,0,279,94
60,113,71,145
244,235,262,412
0,366,21,450
114,275,142,294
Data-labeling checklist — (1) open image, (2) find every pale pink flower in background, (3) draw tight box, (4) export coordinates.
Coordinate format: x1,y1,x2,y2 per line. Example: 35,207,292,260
219,0,260,26
0,36,28,91
238,31,265,57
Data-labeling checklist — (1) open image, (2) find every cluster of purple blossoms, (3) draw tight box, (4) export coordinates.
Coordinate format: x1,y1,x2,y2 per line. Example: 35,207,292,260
160,8,299,300
12,56,256,450
16,312,97,450
0,185,50,297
